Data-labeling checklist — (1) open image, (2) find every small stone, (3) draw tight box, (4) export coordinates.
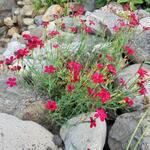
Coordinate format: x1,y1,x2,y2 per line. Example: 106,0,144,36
38,7,47,15
17,1,25,6
42,5,64,22
14,8,20,15
84,0,96,11
28,24,37,30
23,18,34,26
7,27,19,37
12,15,18,23
22,5,34,17
135,9,150,19
0,26,7,37
4,17,14,27
34,15,43,26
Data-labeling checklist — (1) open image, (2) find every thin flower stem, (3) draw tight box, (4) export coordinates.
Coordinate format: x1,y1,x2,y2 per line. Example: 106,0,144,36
126,109,148,150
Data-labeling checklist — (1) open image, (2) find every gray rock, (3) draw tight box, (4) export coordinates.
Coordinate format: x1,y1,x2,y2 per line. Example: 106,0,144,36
0,26,7,37
3,40,25,58
0,113,58,150
34,15,43,26
129,17,150,63
60,113,106,150
108,110,150,150
85,9,126,36
4,17,14,27
0,74,36,119
117,64,150,111
0,0,16,11
23,18,34,26
135,9,150,19
84,0,96,12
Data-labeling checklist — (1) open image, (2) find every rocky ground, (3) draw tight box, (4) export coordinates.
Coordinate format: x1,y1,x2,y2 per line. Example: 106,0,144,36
0,0,150,150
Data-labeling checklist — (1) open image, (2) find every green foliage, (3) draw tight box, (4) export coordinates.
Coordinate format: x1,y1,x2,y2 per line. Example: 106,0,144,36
117,0,149,10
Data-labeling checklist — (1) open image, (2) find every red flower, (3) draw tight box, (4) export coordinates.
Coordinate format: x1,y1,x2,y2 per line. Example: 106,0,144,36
8,65,21,71
23,34,31,40
49,30,60,37
94,108,107,121
124,97,134,106
113,25,120,32
97,63,104,69
106,54,114,62
89,20,95,26
0,60,4,65
119,20,126,27
67,85,75,92
53,44,59,49
90,117,96,128
70,27,78,33
6,77,17,87
67,61,82,82
45,101,57,111
61,22,66,29
119,78,126,86
97,88,111,103
138,68,148,78
87,87,96,97
92,72,105,84
139,86,147,95
5,56,15,65
107,64,116,75
83,26,93,33
26,36,44,50
16,48,29,59
80,19,85,25
74,6,85,16
42,21,49,28
124,45,135,55
123,3,130,11
44,65,56,74
129,13,139,27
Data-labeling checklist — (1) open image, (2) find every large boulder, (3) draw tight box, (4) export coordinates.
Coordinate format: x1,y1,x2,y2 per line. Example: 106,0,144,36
60,113,106,150
128,17,150,63
0,0,16,11
0,74,36,119
108,110,150,150
117,64,150,110
85,9,126,36
0,113,59,150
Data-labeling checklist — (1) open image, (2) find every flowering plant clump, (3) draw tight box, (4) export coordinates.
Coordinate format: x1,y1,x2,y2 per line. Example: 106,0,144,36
1,8,149,128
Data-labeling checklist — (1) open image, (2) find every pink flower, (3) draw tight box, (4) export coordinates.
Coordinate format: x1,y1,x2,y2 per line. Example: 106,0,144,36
6,77,17,87
16,48,29,59
89,20,95,26
83,26,93,33
97,88,111,103
45,101,57,111
124,45,135,55
129,13,139,27
42,21,49,28
106,54,114,62
113,25,120,32
124,97,134,106
87,87,96,97
138,68,148,78
107,64,116,75
44,65,56,74
74,6,85,16
139,86,147,95
49,30,60,37
92,72,105,84
67,85,75,92
90,117,96,128
119,78,126,86
94,108,107,121
53,44,59,49
67,61,82,82
23,34,31,40
5,56,15,65
97,63,104,69
70,27,78,33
